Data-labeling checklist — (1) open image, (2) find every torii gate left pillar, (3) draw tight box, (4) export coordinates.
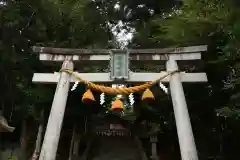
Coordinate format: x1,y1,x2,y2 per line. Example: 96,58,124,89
38,57,73,160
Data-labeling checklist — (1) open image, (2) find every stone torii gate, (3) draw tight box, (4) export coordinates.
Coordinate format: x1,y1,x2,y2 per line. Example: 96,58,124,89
32,45,208,160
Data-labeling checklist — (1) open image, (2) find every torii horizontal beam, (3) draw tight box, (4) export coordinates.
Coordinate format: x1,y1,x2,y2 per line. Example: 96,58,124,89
33,45,207,62
32,45,207,55
32,72,208,84
39,52,202,62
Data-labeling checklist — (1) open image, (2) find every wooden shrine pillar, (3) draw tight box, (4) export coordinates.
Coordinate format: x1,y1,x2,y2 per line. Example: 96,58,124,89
39,57,73,160
166,58,198,160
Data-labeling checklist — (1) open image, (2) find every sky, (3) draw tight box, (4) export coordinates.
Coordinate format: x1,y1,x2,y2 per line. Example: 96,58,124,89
91,0,134,47
111,3,135,48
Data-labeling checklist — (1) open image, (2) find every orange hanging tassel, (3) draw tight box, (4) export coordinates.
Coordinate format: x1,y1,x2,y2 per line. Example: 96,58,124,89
82,89,95,103
111,98,124,112
142,88,154,101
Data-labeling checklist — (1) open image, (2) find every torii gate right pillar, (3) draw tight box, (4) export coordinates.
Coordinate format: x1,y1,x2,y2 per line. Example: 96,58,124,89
167,58,198,160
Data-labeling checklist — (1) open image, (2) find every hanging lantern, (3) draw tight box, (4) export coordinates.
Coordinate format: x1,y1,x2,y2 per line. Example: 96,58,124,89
142,88,154,101
82,89,95,103
111,98,124,112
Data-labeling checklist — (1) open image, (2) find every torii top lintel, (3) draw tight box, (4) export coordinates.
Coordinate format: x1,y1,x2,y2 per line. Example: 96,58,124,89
31,45,208,84
32,45,207,62
32,45,207,55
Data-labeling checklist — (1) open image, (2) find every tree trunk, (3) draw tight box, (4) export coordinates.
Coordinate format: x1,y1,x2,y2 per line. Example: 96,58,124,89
31,110,44,160
20,119,27,160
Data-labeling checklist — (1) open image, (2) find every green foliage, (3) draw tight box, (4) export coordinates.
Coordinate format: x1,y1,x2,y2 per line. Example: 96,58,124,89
8,156,17,160
128,0,240,158
0,0,113,122
1,0,240,159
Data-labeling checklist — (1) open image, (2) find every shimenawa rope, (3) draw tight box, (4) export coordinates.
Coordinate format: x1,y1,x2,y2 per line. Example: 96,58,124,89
60,69,178,95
